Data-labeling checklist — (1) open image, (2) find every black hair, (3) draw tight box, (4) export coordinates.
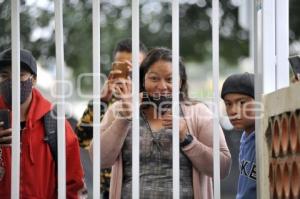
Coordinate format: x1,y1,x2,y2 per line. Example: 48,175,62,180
139,47,190,102
112,38,148,57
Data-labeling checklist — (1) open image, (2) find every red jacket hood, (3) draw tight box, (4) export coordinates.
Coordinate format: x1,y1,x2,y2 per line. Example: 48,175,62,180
0,88,52,128
0,88,86,199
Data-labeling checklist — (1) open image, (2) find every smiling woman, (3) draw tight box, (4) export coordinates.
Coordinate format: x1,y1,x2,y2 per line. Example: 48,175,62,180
140,48,189,103
95,47,232,199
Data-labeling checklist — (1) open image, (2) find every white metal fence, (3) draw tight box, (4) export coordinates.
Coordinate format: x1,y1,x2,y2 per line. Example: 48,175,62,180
8,0,290,198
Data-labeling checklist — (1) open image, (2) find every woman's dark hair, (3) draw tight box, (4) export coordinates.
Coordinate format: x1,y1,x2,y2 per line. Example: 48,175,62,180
140,47,189,101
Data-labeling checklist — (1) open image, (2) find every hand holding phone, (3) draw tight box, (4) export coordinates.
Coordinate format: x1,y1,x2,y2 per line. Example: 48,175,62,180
101,62,131,102
0,109,12,145
111,61,131,79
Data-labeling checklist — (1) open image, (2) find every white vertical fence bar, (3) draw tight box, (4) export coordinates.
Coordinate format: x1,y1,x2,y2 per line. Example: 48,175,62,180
54,0,66,198
262,0,276,93
254,0,268,198
132,0,140,198
92,0,101,198
212,0,220,198
275,0,289,89
172,1,180,199
11,0,21,198
250,0,255,66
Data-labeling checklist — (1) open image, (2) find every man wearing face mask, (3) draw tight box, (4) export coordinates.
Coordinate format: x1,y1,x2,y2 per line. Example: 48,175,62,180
0,48,87,198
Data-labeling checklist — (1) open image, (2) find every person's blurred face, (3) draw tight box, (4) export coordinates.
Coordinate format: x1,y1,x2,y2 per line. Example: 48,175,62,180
114,51,145,65
223,93,255,133
144,60,172,98
0,66,36,84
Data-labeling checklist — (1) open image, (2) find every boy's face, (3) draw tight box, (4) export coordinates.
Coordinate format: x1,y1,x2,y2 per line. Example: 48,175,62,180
223,93,255,133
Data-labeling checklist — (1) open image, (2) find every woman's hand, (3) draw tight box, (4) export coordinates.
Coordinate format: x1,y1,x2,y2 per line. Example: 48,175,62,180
161,111,188,142
100,80,113,103
114,77,132,119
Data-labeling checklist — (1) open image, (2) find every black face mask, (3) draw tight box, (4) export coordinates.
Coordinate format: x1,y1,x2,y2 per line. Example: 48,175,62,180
0,78,33,106
142,92,172,114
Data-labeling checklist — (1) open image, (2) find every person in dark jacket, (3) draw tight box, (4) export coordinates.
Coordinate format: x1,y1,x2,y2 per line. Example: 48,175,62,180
0,48,87,198
221,72,256,199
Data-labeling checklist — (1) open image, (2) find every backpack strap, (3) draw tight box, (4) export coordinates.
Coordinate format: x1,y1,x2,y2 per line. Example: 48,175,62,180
43,106,58,167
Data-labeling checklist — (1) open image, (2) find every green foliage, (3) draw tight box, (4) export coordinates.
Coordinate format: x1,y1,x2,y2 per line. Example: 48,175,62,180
2,0,299,82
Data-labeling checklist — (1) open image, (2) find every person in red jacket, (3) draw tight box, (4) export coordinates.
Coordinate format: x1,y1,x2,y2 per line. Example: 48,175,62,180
0,48,87,198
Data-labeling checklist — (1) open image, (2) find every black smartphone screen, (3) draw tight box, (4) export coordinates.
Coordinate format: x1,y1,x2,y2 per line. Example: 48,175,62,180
288,55,300,80
0,109,10,129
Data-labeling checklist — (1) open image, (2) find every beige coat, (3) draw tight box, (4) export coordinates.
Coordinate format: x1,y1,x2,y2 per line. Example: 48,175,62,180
91,102,232,199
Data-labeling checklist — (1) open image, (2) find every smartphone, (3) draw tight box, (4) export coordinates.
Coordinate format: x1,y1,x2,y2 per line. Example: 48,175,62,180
288,55,300,80
111,62,130,79
0,109,10,129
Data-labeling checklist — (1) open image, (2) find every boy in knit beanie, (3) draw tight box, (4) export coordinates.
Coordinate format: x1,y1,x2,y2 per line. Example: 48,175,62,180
221,72,256,199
